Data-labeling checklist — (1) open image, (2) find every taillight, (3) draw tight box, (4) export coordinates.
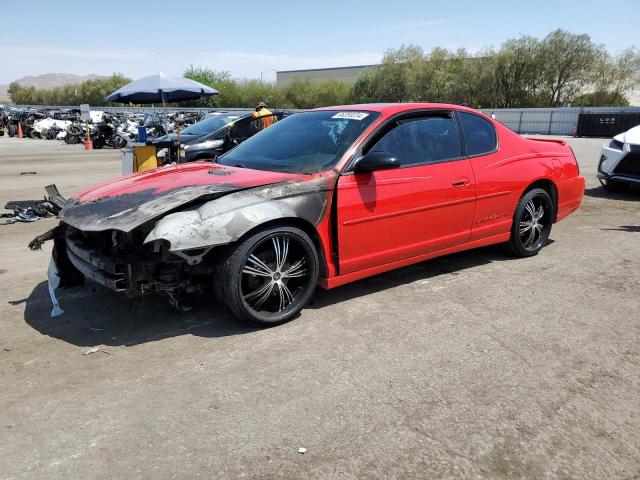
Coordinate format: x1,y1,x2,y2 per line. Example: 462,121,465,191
568,145,580,175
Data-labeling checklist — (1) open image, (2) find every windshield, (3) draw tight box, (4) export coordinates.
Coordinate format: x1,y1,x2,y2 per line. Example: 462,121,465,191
182,114,239,136
218,110,380,173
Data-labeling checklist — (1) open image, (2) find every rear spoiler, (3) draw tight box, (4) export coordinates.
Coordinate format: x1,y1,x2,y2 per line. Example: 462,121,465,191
525,137,567,145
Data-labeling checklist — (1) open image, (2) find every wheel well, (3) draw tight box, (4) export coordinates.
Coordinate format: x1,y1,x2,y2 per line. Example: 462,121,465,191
523,179,558,222
234,218,328,278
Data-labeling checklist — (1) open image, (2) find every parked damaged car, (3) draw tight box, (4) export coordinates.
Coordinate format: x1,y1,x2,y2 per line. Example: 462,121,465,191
32,104,585,326
153,110,289,163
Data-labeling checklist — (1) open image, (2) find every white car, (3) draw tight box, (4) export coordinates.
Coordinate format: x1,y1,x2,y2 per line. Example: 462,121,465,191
598,124,640,191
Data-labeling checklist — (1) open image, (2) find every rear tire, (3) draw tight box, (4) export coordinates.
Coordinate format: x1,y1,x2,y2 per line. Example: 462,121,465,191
8,125,16,137
508,188,554,257
215,226,319,326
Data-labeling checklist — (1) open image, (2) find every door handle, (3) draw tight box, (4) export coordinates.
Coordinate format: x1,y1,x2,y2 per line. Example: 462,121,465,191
452,177,469,188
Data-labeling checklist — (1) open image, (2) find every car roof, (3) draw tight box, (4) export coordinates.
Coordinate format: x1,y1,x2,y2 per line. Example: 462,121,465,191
313,102,487,118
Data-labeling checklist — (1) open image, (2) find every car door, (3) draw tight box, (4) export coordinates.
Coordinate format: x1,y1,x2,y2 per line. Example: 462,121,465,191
457,111,513,242
336,112,476,274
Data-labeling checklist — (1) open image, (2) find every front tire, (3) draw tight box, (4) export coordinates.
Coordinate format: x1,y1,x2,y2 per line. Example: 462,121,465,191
216,226,319,326
508,188,554,257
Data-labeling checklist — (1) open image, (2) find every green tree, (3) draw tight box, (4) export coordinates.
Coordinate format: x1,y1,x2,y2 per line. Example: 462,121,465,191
8,74,130,106
183,66,241,107
537,29,604,106
490,36,542,107
571,91,630,107
588,48,640,105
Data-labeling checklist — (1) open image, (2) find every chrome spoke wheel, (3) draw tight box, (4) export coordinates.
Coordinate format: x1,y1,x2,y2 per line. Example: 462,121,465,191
518,194,551,251
240,232,312,315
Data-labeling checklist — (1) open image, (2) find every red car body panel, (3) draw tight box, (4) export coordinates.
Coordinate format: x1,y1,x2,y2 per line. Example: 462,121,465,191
313,104,584,288
336,159,477,273
55,103,585,292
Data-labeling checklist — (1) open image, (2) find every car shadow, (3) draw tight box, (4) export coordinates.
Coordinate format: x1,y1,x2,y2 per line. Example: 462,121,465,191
601,225,640,233
19,282,256,348
18,243,529,348
308,243,520,310
585,185,640,201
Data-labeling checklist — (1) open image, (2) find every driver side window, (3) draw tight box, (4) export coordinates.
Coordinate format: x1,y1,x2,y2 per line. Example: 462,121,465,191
368,115,462,167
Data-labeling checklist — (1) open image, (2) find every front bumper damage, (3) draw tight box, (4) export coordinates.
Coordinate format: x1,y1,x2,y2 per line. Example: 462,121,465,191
33,222,207,313
30,175,333,315
65,234,127,292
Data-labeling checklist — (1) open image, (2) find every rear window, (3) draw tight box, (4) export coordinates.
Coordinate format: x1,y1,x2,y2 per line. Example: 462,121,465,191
459,112,497,156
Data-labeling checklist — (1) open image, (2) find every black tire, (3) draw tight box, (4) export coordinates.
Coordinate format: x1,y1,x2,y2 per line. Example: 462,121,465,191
113,136,127,149
508,188,554,257
8,125,16,137
600,178,629,193
215,226,319,326
64,134,77,144
29,129,41,139
0,129,4,136
67,125,83,136
92,136,105,149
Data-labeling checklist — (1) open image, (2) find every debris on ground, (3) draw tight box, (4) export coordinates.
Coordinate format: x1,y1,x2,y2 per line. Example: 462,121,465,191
19,171,37,175
82,346,113,356
47,257,64,317
1,198,58,225
2,184,66,227
298,447,307,454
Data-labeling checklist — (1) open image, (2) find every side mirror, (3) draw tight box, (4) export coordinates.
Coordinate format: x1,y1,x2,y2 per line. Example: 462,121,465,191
354,151,401,174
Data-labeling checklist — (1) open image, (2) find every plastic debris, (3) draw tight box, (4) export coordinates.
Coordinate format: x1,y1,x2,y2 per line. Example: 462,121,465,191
298,447,307,454
47,257,64,317
83,346,113,356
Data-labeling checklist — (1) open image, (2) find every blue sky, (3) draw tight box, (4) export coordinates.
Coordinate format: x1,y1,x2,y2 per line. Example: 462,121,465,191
0,0,638,83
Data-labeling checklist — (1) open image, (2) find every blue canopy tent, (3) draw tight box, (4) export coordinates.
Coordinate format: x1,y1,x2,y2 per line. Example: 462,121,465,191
105,73,218,105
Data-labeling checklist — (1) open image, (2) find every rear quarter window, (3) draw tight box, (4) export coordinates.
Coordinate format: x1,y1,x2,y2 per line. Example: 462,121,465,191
459,112,497,156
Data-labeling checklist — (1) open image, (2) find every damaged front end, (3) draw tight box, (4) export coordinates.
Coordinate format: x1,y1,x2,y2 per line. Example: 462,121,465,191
30,172,333,314
40,221,213,310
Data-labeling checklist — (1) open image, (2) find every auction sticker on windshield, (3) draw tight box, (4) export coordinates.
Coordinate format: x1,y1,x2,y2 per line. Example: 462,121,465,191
331,112,369,121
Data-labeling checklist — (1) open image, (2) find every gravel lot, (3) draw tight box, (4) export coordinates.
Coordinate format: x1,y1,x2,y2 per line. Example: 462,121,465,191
0,136,639,480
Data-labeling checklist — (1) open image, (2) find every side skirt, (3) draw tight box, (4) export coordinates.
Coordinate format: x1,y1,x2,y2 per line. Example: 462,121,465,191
319,232,511,289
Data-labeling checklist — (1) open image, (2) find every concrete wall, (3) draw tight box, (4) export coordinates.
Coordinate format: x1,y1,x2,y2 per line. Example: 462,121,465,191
480,106,640,135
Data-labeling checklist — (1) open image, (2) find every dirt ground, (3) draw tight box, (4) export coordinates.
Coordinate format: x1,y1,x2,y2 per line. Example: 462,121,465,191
0,136,639,480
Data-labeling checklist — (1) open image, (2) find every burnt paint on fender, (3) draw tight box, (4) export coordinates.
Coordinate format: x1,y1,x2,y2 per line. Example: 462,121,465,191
144,174,335,251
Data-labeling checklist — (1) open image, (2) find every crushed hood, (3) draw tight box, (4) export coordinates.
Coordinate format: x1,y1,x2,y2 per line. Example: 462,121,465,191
61,162,307,232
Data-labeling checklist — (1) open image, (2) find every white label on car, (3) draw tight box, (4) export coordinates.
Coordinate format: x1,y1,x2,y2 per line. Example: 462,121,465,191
331,112,369,121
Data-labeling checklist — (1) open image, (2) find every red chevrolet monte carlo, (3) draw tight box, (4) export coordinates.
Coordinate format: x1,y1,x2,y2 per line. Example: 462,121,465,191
33,104,585,325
